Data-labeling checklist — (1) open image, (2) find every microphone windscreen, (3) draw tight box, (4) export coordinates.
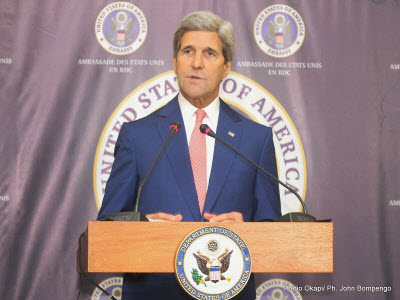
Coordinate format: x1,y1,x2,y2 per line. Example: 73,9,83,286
200,124,209,134
169,121,181,132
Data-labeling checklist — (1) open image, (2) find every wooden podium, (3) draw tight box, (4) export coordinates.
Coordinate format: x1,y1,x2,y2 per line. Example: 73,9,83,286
79,221,333,273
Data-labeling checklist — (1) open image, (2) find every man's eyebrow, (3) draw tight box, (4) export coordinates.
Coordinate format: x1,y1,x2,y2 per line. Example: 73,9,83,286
181,45,193,51
205,47,217,53
180,45,219,53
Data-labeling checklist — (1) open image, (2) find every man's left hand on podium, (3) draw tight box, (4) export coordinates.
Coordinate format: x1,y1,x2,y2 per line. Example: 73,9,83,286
146,212,183,222
203,212,244,223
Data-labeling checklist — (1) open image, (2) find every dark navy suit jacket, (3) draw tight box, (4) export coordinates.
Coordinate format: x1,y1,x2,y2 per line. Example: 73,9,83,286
97,95,281,299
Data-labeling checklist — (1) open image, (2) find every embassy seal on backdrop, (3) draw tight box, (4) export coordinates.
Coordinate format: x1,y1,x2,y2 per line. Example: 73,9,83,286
256,279,302,300
91,277,123,300
95,2,147,55
77,3,163,72
94,71,307,216
254,4,305,58
240,5,322,76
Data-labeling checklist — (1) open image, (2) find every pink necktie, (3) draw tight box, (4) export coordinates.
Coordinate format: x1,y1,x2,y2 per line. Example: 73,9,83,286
189,109,207,214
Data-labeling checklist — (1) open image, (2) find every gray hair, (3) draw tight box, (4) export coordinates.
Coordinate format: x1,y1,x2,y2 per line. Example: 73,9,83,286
173,11,235,63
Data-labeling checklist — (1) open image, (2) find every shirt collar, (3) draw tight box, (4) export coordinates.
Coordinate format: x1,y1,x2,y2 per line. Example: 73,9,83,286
178,93,220,127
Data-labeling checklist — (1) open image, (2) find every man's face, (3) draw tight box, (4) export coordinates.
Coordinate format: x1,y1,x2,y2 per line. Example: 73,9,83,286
173,30,232,108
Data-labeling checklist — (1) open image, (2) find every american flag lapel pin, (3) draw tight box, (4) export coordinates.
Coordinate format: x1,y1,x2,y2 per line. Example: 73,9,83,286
228,131,235,137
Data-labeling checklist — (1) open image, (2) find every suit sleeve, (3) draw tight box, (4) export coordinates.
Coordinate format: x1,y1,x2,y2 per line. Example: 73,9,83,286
97,123,138,220
252,127,282,221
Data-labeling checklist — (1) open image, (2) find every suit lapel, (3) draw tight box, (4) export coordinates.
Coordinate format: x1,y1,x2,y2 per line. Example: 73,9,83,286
157,96,201,221
202,100,242,218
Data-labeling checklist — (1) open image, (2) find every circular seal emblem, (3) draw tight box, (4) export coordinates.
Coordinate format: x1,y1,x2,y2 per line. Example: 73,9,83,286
95,2,147,55
91,276,123,300
254,5,305,57
256,279,302,300
94,71,307,215
175,226,252,299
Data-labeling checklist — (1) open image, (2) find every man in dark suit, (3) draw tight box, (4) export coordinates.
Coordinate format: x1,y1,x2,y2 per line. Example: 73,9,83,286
98,11,281,299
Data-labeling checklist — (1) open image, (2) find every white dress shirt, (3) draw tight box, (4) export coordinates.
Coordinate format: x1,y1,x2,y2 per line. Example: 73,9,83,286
178,93,219,189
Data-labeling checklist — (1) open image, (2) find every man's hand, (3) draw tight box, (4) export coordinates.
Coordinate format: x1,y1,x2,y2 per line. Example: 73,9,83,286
146,212,182,222
203,212,244,223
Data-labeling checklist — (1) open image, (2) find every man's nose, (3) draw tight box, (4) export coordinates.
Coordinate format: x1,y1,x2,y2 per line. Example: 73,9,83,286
192,53,204,69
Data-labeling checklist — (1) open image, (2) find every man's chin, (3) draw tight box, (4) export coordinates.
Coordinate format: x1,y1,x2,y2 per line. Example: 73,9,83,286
180,87,217,100
181,92,215,105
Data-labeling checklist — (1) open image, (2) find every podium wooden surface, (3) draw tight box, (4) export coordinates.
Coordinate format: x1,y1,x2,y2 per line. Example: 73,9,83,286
79,221,333,273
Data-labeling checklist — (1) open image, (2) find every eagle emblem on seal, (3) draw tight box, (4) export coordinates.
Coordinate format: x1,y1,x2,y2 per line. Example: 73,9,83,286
266,14,293,49
108,11,135,46
193,248,233,283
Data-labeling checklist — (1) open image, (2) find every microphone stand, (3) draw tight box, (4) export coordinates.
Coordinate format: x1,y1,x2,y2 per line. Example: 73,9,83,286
101,121,181,222
200,124,317,222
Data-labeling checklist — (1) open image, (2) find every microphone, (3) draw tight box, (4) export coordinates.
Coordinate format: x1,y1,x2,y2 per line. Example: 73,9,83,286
134,121,181,212
88,123,181,295
101,121,181,222
200,124,317,222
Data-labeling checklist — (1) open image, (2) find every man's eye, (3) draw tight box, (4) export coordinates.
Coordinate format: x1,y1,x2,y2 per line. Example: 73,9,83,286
184,49,192,54
207,51,215,56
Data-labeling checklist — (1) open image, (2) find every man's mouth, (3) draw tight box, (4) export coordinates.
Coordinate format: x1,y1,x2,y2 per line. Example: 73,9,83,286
187,75,203,80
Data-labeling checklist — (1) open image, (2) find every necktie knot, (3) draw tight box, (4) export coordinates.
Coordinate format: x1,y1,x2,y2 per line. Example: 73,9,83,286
195,109,207,124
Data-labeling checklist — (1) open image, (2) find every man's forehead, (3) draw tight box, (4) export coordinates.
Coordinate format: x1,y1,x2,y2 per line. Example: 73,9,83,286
180,30,223,50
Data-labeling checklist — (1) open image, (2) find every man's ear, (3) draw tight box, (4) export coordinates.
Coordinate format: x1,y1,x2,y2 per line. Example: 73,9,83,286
173,56,177,73
223,61,232,78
